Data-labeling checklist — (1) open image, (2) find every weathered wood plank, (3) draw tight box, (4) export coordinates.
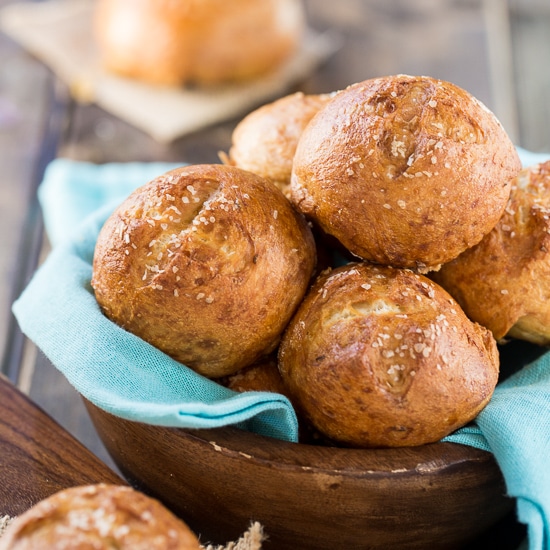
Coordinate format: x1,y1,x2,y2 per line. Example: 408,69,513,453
509,4,550,151
0,21,52,368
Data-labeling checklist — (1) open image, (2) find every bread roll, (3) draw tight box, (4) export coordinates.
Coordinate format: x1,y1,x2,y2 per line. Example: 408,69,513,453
222,355,289,396
221,355,329,445
278,262,499,448
432,161,550,344
290,74,521,272
94,0,305,86
0,484,200,550
226,92,333,196
92,164,316,378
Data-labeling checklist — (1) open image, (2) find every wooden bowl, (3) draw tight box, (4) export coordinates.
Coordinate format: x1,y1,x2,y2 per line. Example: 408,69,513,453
84,400,519,550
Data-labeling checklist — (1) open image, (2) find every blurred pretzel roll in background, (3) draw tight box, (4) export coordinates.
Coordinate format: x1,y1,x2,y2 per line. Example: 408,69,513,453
94,0,305,86
278,263,500,448
226,92,333,197
0,484,201,550
432,161,550,345
290,74,521,272
91,164,316,379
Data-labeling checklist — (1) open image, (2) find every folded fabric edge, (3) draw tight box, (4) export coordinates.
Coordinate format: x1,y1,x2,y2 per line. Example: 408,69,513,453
85,392,300,443
442,425,491,452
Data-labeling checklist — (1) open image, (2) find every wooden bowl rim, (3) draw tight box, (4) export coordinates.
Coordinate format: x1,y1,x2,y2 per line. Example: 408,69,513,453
85,400,497,479
175,425,493,475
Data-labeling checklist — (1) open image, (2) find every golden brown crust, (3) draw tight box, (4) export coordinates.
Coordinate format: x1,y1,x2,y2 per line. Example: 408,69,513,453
227,92,333,196
91,164,316,378
278,262,499,448
0,484,200,550
94,0,305,86
432,161,550,344
222,355,289,396
290,74,521,272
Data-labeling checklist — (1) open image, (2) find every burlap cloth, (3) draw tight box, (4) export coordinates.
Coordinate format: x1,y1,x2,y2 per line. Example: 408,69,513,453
0,516,13,538
0,514,264,549
202,522,264,550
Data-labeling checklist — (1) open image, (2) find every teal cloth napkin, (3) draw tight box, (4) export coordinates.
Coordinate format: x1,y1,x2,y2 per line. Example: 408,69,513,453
11,151,550,550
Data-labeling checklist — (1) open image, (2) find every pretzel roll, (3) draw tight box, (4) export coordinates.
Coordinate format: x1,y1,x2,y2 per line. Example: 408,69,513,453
94,0,305,86
0,484,200,550
227,92,333,196
220,355,299,427
278,262,499,448
291,74,521,272
433,161,550,344
92,164,316,378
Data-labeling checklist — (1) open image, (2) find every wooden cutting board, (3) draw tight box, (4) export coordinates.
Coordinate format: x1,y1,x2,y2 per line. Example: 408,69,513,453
0,374,124,517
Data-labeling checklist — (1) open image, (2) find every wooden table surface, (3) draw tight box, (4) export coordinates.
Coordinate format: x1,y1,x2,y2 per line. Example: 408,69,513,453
1,0,549,546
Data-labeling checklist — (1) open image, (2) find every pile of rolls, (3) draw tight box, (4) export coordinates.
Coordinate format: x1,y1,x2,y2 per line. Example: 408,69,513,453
93,74,542,448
